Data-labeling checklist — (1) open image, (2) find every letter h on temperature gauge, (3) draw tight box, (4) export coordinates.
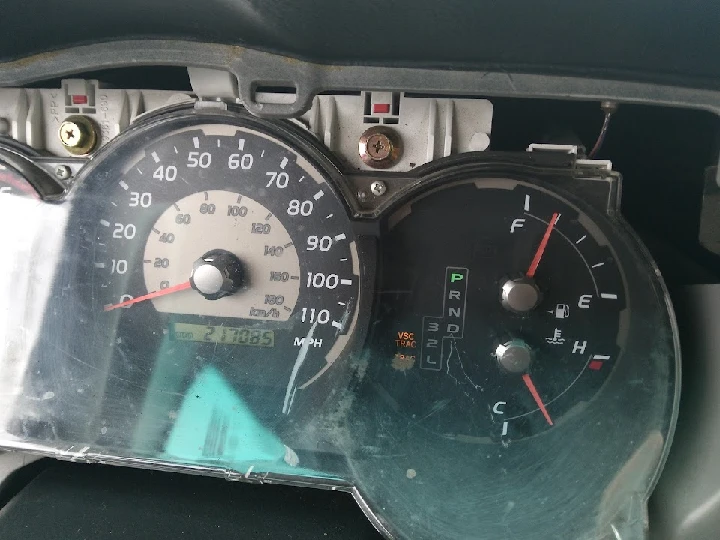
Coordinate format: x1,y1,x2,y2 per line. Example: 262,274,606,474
420,267,469,370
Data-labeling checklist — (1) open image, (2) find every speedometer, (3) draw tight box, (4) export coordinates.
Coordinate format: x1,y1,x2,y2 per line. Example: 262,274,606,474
72,108,364,426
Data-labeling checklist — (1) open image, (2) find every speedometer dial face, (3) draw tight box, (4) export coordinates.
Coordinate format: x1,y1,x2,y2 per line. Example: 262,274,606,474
368,179,627,441
76,112,362,423
142,189,301,318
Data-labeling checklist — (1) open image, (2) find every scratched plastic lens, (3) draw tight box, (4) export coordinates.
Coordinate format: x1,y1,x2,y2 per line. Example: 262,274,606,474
67,109,365,442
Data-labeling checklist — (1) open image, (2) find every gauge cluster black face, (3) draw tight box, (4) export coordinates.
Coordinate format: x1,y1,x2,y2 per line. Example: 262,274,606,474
0,105,678,540
367,180,627,442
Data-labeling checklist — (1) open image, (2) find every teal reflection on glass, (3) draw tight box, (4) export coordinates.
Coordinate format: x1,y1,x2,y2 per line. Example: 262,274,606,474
162,365,328,478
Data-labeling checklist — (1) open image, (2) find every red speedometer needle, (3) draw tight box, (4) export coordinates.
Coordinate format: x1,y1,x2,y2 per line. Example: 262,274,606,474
522,373,553,426
103,280,192,312
526,212,559,278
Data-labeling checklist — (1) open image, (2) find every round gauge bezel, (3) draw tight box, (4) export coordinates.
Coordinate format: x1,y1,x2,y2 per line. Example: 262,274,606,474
58,104,375,451
344,157,680,540
371,176,630,441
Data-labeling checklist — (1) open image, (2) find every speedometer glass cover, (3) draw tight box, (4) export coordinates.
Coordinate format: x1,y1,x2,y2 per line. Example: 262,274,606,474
0,106,678,540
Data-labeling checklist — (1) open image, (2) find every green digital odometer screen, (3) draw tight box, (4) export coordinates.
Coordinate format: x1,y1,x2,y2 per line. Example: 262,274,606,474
172,323,275,347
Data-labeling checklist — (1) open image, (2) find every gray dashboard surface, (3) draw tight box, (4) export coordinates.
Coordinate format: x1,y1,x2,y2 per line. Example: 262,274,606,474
1,0,720,89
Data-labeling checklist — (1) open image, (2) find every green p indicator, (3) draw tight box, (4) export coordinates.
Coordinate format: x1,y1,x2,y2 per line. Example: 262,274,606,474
451,273,464,283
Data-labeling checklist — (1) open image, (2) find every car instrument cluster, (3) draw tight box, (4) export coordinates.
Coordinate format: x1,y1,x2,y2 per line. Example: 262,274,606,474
0,72,678,540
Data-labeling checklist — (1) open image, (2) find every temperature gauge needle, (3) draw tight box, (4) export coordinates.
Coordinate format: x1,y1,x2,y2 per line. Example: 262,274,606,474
103,280,192,312
526,212,559,278
522,373,553,425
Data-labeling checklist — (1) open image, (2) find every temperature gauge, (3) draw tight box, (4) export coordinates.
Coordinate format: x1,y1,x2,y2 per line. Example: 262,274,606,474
369,178,632,441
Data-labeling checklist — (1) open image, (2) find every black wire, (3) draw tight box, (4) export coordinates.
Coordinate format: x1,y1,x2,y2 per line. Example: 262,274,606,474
589,111,613,158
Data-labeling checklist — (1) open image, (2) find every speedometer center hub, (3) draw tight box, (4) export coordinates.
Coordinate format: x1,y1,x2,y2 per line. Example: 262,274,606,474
192,264,224,294
190,249,245,300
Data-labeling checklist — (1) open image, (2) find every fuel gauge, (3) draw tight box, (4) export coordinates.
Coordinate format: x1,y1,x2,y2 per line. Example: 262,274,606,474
368,177,646,442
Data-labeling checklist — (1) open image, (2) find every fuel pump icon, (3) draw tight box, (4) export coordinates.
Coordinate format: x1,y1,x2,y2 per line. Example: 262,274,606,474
554,304,570,319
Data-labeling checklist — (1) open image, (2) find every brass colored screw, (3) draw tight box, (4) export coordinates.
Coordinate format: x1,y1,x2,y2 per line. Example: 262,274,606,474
59,116,97,155
359,126,402,169
366,133,393,161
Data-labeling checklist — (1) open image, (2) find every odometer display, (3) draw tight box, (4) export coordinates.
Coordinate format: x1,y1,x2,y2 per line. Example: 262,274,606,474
72,110,363,423
172,323,275,347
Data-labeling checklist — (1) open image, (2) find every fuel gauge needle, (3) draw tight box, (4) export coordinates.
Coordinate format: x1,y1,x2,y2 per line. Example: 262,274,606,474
522,373,554,426
526,212,559,278
103,280,192,311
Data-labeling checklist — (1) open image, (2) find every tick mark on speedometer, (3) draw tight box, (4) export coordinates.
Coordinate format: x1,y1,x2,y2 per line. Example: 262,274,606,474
136,168,142,175
331,321,343,329
151,152,160,163
193,137,200,149
313,190,324,200
284,306,292,312
100,219,110,227
265,213,273,221
151,227,160,234
284,242,293,248
280,157,288,169
334,233,346,241
173,203,180,211
119,181,128,190
204,191,208,201
326,213,334,219
238,139,245,150
261,150,265,157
